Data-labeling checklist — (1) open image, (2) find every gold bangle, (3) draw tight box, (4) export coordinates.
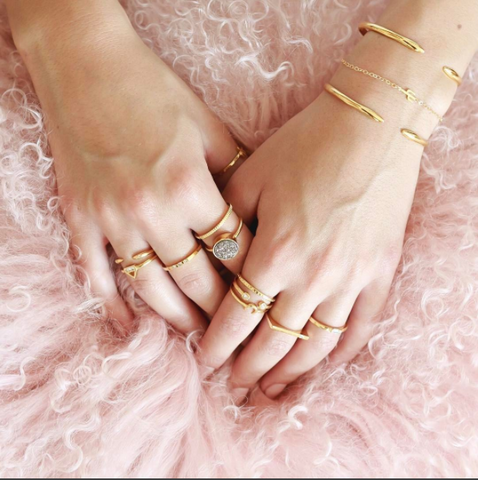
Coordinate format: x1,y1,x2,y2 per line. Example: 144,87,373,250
230,286,272,314
205,218,243,260
324,84,384,123
195,204,233,240
163,244,202,272
309,316,348,334
122,255,158,279
215,146,247,176
236,274,275,303
341,60,443,122
400,128,428,147
442,66,462,85
358,22,424,53
266,314,309,341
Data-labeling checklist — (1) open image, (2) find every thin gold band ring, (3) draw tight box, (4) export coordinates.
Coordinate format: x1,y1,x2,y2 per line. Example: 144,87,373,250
309,316,348,334
195,204,233,240
121,255,158,279
236,274,275,303
230,286,272,314
215,146,247,176
163,244,202,272
266,314,309,340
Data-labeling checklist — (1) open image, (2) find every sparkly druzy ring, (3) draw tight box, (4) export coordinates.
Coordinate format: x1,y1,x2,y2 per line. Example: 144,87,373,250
205,218,243,261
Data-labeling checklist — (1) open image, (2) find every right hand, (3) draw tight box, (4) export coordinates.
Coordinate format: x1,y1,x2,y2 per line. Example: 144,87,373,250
18,7,252,334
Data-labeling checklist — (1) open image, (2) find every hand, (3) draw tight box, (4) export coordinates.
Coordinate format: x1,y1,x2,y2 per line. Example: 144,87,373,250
18,7,252,334
199,79,427,400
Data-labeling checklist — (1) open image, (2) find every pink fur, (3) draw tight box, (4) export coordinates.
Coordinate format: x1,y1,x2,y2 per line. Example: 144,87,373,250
1,0,478,476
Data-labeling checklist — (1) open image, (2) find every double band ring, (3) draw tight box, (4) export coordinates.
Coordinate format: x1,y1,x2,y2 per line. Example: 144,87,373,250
309,316,348,334
196,204,243,261
117,248,158,279
266,314,309,341
205,218,243,260
195,204,233,241
215,146,247,176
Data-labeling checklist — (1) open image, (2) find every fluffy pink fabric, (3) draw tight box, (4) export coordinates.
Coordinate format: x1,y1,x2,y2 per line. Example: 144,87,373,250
1,0,477,476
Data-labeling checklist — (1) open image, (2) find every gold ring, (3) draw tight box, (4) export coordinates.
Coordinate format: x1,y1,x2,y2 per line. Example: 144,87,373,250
358,22,424,53
215,146,247,176
442,66,462,85
400,128,428,147
325,84,384,123
205,218,243,260
163,244,202,272
116,248,155,265
266,314,309,340
122,255,158,279
229,282,272,314
236,274,275,303
309,316,348,334
195,204,233,241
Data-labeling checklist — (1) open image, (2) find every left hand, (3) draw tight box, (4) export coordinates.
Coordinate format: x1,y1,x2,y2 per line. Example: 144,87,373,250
199,80,427,400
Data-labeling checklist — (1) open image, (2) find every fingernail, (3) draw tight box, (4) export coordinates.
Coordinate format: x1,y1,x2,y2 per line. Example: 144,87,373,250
231,387,249,404
264,384,286,399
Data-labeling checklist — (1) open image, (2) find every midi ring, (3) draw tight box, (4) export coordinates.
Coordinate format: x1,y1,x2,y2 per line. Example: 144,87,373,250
163,244,202,272
215,146,247,176
122,255,158,279
229,282,272,314
266,314,309,340
308,316,348,334
205,218,243,260
195,204,233,241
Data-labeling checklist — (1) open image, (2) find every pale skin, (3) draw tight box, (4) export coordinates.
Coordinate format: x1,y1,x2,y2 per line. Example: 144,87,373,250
6,0,478,401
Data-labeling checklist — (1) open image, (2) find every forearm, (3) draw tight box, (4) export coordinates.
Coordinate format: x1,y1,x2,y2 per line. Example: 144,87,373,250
328,0,478,140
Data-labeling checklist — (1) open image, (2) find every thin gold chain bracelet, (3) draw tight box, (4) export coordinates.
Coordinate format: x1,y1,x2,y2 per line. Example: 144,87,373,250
341,59,443,122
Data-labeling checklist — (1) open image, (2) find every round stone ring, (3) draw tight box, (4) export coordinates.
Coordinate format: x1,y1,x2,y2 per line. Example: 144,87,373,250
206,218,243,261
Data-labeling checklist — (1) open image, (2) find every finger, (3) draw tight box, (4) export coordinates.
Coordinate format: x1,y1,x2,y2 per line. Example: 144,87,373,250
108,232,208,334
198,238,282,370
229,289,318,401
260,293,359,399
148,227,228,318
200,112,240,174
188,173,254,275
70,223,134,334
328,280,392,366
222,156,262,225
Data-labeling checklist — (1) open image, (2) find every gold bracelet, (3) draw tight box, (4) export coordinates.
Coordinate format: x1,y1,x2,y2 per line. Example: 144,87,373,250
324,84,384,123
358,22,424,54
341,60,443,122
400,128,428,147
442,66,462,86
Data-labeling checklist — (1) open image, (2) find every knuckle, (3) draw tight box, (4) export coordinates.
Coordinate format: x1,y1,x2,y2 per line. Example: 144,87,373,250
176,270,212,297
259,232,298,272
123,185,157,220
260,336,293,357
219,312,252,337
164,164,203,207
131,275,161,297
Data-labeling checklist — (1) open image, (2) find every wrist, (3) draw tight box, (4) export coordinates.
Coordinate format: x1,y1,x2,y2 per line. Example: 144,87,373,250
6,0,136,67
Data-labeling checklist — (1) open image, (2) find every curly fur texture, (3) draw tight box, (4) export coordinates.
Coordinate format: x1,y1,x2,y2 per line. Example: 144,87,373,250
1,0,478,477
